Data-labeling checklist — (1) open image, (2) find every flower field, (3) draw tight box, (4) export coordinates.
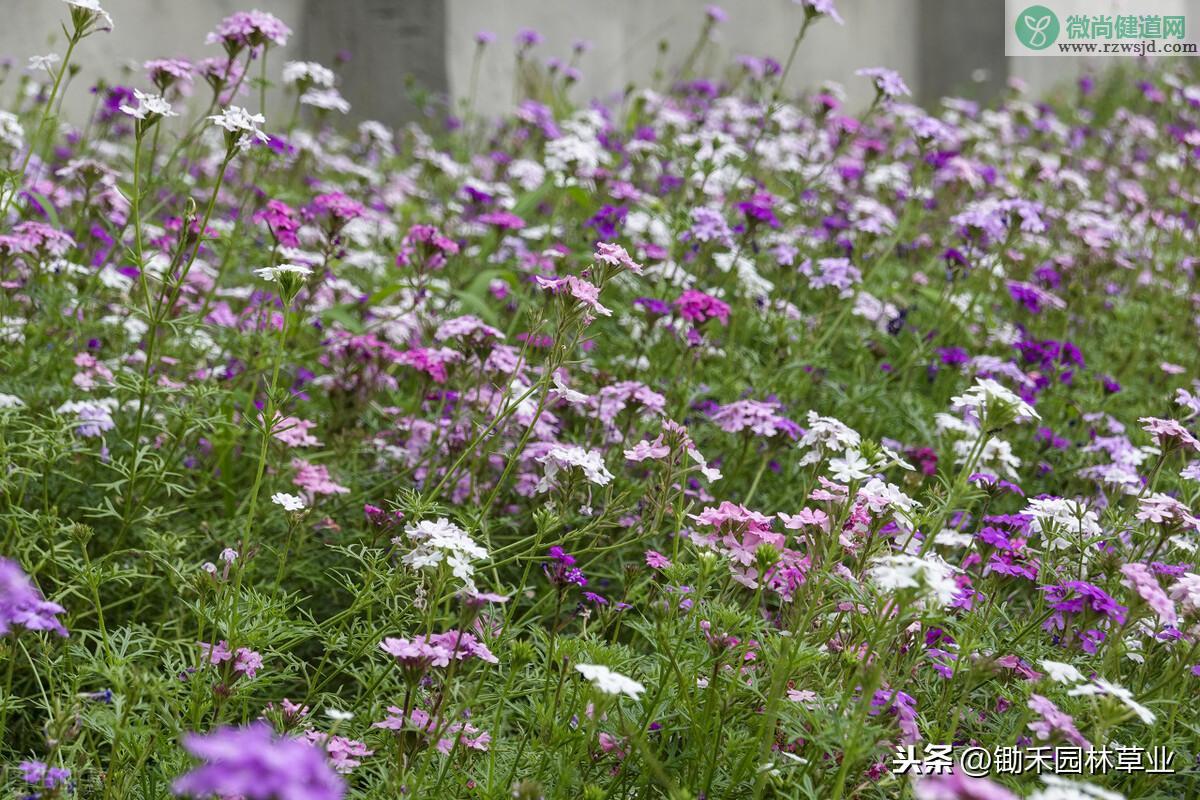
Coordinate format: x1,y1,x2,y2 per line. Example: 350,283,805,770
4,1,1200,798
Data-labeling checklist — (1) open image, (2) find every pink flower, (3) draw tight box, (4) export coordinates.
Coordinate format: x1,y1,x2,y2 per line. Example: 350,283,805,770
593,242,643,274
674,289,730,326
535,275,612,317
199,640,232,665
1140,417,1200,452
233,647,264,678
1120,563,1178,627
205,10,292,48
273,416,321,448
645,550,672,570
291,458,350,497
1027,693,1090,747
624,438,670,462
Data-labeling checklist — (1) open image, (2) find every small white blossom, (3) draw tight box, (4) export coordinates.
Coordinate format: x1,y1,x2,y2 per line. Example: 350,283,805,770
255,263,313,282
208,106,269,148
0,111,24,150
1023,497,1103,550
28,54,61,74
1039,659,1086,684
395,518,488,594
1029,775,1126,800
301,88,351,114
1066,678,1155,724
828,450,871,483
271,492,307,512
951,377,1040,424
868,553,959,607
575,663,645,699
64,0,114,31
282,61,335,88
798,411,861,465
536,444,614,492
119,89,177,120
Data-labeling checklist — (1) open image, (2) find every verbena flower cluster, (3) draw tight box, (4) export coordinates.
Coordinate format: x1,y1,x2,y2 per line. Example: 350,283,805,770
1,1,1200,798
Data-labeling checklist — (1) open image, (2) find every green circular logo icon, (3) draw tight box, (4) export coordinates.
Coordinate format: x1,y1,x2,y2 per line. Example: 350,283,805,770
1015,5,1059,49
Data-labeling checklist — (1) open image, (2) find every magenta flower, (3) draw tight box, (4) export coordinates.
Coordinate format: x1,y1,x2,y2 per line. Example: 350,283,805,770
674,289,730,326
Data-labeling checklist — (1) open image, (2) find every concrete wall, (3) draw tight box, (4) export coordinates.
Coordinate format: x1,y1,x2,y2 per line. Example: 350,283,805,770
444,0,921,117
0,0,1170,127
1,0,303,116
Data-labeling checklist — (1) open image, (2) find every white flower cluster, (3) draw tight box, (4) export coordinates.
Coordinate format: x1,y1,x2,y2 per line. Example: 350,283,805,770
119,89,178,121
1023,497,1103,551
1028,774,1126,800
536,444,614,492
282,61,335,88
868,553,958,608
575,663,645,699
396,518,488,593
1038,658,1154,725
951,377,1040,424
797,411,861,466
271,492,306,512
254,263,312,282
209,106,269,150
0,111,24,150
64,0,114,32
301,88,351,114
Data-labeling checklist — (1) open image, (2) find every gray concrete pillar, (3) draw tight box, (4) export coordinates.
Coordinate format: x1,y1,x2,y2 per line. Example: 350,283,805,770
918,0,1008,105
301,0,448,125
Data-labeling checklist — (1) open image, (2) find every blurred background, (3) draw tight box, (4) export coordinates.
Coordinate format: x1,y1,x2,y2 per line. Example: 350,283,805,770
0,0,1180,125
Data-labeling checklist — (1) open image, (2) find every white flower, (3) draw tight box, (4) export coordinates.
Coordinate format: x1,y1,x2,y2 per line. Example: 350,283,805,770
1039,659,1086,684
951,377,1040,424
798,411,861,465
271,492,307,512
255,263,313,282
282,61,335,88
1066,678,1155,724
575,663,645,699
119,89,177,120
208,106,269,148
301,88,351,114
1030,774,1126,800
0,393,25,409
828,450,871,483
396,518,488,594
550,374,590,405
324,707,354,721
28,54,61,74
687,447,722,482
868,553,959,607
0,111,24,150
1023,497,1103,550
64,0,114,31
536,444,614,492
953,435,1022,479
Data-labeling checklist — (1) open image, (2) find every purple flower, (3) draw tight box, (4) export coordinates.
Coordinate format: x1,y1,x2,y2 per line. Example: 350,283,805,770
515,28,543,48
856,67,911,98
20,760,71,790
173,723,345,800
0,557,68,638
